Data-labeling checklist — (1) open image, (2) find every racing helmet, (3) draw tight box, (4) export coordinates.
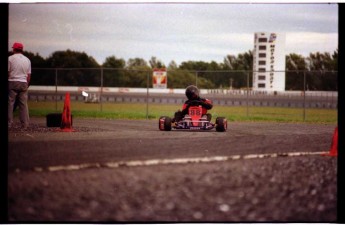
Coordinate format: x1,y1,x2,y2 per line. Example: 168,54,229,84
185,85,199,100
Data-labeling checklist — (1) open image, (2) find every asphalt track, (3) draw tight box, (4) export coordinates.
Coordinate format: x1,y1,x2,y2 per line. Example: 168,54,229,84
8,118,337,222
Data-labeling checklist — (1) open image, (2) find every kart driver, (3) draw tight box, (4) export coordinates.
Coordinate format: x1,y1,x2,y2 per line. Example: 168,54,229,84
173,85,213,122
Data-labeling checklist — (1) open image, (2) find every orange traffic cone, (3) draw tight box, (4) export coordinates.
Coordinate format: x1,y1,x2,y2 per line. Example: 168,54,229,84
323,127,338,157
60,92,75,132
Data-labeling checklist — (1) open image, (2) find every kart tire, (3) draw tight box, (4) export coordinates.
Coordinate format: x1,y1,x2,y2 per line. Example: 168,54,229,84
46,113,73,127
215,117,227,132
159,116,172,131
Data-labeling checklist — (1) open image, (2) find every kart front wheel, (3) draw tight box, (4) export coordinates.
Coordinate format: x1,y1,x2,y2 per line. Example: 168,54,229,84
215,117,227,132
159,116,172,131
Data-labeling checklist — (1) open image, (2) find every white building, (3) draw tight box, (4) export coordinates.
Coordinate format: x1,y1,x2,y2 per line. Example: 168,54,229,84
252,32,286,92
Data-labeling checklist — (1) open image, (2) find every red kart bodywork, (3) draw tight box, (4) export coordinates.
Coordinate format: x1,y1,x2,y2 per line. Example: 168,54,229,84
189,106,203,126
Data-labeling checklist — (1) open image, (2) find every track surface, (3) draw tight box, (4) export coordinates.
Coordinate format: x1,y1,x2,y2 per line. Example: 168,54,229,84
8,118,337,222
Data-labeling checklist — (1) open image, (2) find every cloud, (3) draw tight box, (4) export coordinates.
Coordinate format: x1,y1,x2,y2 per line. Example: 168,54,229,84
286,32,338,56
9,3,338,65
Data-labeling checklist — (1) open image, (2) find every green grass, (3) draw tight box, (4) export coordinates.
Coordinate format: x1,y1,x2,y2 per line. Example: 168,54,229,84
26,101,337,124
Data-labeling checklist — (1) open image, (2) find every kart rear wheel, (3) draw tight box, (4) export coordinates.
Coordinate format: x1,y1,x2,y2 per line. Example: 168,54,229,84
215,117,227,132
159,116,172,131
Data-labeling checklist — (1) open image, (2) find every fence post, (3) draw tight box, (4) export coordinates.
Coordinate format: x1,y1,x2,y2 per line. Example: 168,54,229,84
146,71,150,119
246,72,249,117
55,68,58,112
100,67,103,112
195,71,198,87
331,87,334,108
303,71,306,121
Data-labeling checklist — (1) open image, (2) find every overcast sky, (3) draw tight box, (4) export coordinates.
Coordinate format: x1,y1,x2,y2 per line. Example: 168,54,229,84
9,3,338,66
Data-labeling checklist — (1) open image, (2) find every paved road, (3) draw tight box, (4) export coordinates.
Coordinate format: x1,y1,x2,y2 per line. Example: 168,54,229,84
8,118,337,221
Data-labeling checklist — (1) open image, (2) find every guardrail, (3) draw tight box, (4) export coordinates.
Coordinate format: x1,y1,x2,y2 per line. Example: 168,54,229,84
29,86,338,97
29,67,338,121
28,85,338,123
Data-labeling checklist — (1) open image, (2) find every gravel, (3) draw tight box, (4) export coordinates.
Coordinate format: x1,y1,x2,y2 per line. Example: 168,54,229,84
8,121,105,134
8,156,337,222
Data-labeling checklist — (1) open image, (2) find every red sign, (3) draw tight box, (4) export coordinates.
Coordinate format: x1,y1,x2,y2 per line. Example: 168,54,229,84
153,68,167,89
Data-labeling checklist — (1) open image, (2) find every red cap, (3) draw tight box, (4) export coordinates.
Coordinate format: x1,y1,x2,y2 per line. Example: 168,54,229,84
12,42,24,50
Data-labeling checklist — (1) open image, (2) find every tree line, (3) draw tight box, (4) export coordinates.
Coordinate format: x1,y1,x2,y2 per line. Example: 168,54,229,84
10,49,338,90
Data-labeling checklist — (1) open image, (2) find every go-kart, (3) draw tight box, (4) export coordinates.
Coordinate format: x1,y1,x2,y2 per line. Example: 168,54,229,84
159,102,227,132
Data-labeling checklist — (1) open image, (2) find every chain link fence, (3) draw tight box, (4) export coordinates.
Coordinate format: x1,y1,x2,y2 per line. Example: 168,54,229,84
28,68,337,121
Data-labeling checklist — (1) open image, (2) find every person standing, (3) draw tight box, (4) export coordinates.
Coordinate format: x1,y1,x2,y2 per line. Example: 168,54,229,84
8,42,31,129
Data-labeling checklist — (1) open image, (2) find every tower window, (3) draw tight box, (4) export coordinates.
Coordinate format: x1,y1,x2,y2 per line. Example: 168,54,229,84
258,83,266,88
259,53,266,58
258,68,266,72
259,61,266,65
259,45,266,50
258,75,266,80
258,38,268,42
